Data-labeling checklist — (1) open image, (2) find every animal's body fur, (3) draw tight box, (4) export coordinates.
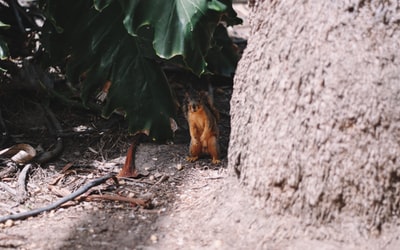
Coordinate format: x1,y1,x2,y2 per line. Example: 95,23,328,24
183,91,220,164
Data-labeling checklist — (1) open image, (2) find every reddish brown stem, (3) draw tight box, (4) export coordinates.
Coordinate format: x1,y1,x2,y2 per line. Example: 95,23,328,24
117,134,143,178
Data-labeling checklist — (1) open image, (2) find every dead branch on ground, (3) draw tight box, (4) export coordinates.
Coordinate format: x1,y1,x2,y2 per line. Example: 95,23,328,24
81,194,150,208
0,174,117,223
0,162,18,178
0,182,16,195
16,164,33,203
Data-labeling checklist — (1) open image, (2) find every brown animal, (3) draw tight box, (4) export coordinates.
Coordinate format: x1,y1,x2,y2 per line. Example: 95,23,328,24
183,90,220,164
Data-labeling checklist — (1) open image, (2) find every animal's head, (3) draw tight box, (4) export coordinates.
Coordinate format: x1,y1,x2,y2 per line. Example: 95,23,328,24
184,90,209,113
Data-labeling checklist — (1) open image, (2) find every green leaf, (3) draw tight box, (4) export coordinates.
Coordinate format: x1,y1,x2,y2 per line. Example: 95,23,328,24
0,21,10,29
205,24,239,76
93,0,113,11
103,55,175,141
208,0,227,11
0,38,9,60
121,0,229,75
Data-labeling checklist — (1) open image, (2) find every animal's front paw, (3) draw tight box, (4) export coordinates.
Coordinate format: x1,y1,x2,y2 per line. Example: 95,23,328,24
212,159,221,164
186,156,199,162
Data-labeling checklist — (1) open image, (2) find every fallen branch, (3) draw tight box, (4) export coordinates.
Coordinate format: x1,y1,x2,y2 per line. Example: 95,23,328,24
0,174,117,223
82,194,150,208
0,144,37,164
0,182,17,195
0,163,18,179
16,164,33,203
148,175,169,192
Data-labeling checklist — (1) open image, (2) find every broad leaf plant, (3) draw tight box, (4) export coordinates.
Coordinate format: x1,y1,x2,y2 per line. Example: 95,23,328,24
3,0,242,141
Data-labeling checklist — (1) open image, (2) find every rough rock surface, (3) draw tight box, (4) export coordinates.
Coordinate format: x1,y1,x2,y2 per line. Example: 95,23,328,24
229,0,400,230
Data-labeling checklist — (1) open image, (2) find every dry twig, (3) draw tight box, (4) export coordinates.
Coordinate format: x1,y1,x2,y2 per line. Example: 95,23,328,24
0,163,18,179
0,182,16,195
16,164,33,203
82,194,149,207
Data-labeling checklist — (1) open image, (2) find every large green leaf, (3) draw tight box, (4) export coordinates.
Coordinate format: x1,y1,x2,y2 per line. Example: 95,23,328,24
121,0,234,75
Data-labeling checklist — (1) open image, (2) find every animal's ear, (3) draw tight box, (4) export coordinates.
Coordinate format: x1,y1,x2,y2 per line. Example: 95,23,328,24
184,92,191,102
199,91,207,98
199,91,210,103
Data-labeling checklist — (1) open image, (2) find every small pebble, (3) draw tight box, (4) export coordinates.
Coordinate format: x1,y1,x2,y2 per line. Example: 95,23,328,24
150,234,158,243
176,163,184,171
143,162,153,171
213,240,223,247
5,219,14,227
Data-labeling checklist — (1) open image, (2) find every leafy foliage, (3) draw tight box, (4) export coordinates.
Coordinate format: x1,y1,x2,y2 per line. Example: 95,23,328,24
0,1,41,72
41,0,241,140
2,0,241,141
